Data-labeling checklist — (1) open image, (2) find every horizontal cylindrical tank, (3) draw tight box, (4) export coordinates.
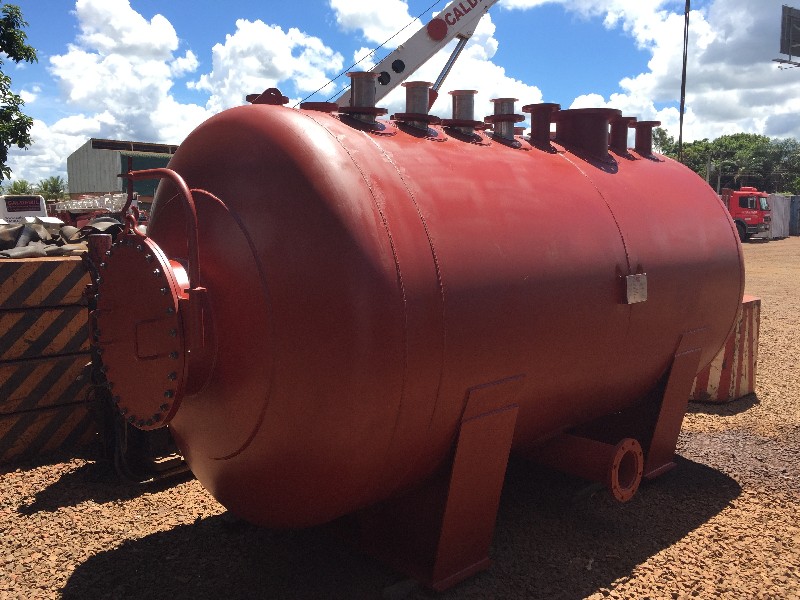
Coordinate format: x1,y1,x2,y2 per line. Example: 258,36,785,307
101,98,744,529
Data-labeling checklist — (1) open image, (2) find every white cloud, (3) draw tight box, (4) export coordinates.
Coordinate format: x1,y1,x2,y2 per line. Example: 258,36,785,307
500,0,800,141
329,0,420,46
171,50,199,78
7,0,209,185
188,20,345,113
19,88,38,104
408,14,541,124
73,0,179,59
329,4,541,124
7,118,100,186
353,47,378,71
501,0,674,39
7,2,347,184
6,0,800,186
47,0,207,142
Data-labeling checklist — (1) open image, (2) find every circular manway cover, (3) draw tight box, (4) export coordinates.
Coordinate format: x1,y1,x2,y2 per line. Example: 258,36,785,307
95,234,187,430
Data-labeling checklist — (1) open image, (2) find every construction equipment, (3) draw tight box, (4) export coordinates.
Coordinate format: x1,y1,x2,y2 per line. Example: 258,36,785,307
334,0,499,109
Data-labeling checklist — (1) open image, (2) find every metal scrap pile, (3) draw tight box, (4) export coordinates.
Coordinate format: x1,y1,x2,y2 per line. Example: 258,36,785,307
0,218,122,258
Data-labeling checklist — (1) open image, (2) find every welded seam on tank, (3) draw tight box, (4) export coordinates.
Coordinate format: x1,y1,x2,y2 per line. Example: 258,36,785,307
557,153,636,342
558,154,633,276
361,133,447,435
187,189,278,461
299,115,406,294
299,113,412,440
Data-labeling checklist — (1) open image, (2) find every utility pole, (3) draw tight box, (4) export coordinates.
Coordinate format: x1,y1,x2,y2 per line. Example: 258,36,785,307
678,0,690,163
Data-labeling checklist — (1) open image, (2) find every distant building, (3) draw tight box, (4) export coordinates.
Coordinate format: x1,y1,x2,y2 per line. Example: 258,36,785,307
67,138,179,203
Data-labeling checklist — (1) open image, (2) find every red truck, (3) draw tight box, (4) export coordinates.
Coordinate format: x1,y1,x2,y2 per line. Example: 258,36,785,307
721,187,771,242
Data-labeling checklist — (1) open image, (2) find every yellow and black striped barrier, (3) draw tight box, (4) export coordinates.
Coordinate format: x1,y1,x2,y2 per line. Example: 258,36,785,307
0,256,88,309
0,256,98,465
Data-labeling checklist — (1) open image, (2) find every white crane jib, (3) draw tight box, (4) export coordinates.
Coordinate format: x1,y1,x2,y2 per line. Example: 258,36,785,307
335,0,500,107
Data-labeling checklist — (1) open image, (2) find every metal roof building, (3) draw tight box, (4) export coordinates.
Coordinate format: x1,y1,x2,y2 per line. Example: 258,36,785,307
67,138,178,201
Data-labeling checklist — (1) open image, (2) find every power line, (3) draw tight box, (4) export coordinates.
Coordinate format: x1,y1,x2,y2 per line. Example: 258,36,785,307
293,0,445,107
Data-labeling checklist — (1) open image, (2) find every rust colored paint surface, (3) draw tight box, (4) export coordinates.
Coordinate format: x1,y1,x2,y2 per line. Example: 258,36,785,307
103,103,744,530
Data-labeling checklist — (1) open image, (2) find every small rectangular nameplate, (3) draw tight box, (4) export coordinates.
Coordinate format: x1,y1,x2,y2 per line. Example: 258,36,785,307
626,273,648,304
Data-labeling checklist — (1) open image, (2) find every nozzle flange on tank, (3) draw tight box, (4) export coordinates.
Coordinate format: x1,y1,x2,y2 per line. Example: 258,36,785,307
526,434,644,502
94,233,191,430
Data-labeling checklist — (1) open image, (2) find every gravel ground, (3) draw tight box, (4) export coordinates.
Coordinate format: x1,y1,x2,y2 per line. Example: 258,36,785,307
2,237,799,600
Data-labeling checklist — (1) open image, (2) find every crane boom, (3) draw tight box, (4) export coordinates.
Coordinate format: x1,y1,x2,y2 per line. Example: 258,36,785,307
335,0,499,106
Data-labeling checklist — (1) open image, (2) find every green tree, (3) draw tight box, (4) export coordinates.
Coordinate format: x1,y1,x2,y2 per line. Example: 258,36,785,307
709,133,771,190
0,3,37,181
679,138,712,178
37,175,67,200
7,177,32,193
765,138,800,194
659,128,800,194
653,127,677,155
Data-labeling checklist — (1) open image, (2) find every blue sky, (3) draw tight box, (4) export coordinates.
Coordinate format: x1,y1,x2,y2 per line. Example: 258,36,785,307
5,0,797,185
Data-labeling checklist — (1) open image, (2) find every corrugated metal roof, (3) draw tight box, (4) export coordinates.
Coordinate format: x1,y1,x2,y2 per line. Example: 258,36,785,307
118,151,174,159
90,138,178,154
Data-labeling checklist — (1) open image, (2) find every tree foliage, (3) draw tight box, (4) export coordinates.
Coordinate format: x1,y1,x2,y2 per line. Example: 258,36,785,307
0,3,37,181
655,128,800,194
37,175,67,199
5,177,32,193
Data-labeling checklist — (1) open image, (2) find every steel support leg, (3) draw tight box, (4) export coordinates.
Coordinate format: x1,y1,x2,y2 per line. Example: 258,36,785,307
644,328,707,479
351,376,523,591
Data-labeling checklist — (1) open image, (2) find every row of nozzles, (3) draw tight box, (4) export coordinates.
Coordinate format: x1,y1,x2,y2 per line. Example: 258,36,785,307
304,72,661,161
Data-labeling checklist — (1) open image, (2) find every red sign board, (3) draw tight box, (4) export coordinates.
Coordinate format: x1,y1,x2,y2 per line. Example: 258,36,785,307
4,196,43,213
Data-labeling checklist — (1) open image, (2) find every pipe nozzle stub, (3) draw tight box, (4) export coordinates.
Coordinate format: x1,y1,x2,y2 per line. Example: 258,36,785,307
394,81,438,130
339,72,388,124
609,116,638,154
522,102,561,147
554,108,622,161
634,120,662,156
450,89,478,120
486,97,524,141
346,71,379,107
525,433,644,503
442,90,484,135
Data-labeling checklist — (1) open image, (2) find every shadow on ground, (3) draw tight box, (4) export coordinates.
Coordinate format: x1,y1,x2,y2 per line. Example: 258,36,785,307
61,455,739,600
16,456,190,515
687,393,759,417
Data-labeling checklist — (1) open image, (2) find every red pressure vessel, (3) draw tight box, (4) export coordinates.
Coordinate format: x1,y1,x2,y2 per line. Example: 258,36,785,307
97,98,743,534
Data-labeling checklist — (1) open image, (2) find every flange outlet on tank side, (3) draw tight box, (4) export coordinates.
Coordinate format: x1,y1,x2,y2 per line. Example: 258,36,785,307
91,169,216,431
526,434,644,502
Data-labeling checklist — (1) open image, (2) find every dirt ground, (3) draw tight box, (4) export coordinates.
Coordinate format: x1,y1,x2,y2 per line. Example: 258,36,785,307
1,237,798,600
